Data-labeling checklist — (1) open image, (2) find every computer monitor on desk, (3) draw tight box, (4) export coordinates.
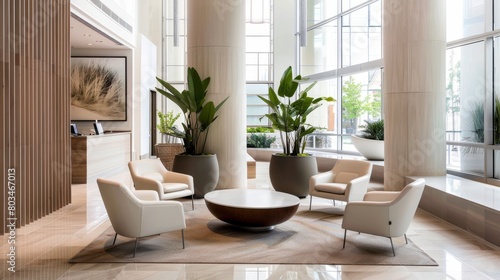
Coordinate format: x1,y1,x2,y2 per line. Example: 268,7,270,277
70,123,78,135
93,122,104,135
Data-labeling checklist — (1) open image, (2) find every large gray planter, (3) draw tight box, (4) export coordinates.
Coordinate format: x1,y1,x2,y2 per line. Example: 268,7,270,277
172,154,219,198
269,154,318,198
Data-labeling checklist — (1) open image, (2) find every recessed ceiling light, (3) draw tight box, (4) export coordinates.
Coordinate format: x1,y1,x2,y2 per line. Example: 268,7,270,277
83,34,91,37
96,40,102,43
88,43,93,46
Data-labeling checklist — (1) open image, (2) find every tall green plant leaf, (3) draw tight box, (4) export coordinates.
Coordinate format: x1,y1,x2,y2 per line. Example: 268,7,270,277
257,66,336,155
155,67,229,155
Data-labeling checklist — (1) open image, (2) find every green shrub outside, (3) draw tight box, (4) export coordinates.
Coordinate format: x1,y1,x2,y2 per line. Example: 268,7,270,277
246,126,275,133
247,133,277,148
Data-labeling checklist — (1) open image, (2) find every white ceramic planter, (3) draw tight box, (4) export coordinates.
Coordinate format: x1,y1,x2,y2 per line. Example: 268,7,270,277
351,135,384,160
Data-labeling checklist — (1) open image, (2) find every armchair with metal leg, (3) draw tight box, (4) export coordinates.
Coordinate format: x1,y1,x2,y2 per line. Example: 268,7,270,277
341,178,426,256
128,158,195,210
97,178,186,257
309,159,373,210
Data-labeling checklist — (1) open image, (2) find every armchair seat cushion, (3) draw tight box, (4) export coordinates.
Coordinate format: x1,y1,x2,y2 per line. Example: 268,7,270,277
142,172,164,182
315,183,346,194
163,183,189,193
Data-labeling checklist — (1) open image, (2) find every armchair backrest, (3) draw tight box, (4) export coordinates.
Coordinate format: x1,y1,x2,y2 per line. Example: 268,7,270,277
128,159,167,181
97,178,143,237
332,159,373,183
387,178,426,236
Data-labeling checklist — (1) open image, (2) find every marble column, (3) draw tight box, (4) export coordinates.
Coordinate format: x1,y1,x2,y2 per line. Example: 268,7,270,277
383,0,447,190
187,0,247,189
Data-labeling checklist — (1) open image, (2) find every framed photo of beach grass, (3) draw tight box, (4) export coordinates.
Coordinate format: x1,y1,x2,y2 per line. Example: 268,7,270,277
70,56,127,121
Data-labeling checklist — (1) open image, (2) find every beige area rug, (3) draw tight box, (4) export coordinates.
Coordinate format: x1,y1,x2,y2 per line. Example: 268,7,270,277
69,205,437,266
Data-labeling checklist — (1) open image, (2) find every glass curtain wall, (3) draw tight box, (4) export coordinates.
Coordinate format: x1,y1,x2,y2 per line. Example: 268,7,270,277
300,0,382,152
445,42,485,174
301,0,500,183
162,0,187,83
445,0,500,182
246,0,274,127
161,0,188,123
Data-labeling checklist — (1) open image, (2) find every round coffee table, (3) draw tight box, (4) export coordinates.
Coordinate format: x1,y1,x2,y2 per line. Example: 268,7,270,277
204,189,300,231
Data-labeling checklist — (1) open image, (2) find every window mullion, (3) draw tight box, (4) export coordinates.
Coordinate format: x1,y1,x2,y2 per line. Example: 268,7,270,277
485,37,494,178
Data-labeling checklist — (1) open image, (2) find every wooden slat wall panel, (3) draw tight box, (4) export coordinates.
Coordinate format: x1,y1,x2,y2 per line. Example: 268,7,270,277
0,0,6,235
0,0,71,234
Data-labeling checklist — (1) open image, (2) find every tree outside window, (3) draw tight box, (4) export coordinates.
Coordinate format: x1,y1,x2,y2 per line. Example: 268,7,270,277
342,77,364,134
341,76,381,135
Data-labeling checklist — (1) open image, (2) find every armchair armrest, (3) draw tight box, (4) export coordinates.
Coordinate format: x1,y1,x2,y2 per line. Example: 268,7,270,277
133,176,163,196
140,201,186,236
342,201,392,237
344,174,370,201
309,171,335,192
132,190,160,201
363,191,400,202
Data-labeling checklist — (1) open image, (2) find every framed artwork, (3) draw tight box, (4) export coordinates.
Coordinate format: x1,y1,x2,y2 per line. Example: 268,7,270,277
70,56,127,121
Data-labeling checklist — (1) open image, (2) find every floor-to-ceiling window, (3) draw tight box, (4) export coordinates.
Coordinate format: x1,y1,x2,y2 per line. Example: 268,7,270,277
445,42,485,175
300,0,382,152
246,0,273,127
300,0,500,185
162,0,187,82
445,0,500,183
161,0,188,117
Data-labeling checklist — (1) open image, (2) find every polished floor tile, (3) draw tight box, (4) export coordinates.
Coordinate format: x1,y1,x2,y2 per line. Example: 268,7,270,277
1,162,500,280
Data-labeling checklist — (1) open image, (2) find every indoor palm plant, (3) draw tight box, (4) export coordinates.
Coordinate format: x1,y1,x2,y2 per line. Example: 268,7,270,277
258,66,335,197
258,66,335,155
155,67,229,197
156,67,228,155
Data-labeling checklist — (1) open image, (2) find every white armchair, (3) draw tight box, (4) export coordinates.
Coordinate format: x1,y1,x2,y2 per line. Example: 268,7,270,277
309,159,373,210
128,158,194,210
97,178,186,257
341,178,426,256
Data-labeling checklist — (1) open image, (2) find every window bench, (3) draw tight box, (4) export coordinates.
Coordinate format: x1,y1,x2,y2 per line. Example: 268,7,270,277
408,175,500,247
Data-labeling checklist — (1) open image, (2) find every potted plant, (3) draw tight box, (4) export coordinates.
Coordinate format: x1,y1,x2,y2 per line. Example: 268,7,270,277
157,110,181,143
155,110,183,170
258,66,335,197
156,67,229,198
351,119,384,160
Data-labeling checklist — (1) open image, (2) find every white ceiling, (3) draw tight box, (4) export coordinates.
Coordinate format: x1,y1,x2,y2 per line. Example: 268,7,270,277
70,15,128,49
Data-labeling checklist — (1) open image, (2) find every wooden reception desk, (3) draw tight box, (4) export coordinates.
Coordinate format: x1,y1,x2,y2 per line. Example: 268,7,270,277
71,132,132,184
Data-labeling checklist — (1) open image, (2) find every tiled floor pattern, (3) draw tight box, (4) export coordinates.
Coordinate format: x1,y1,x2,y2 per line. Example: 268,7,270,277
1,162,500,279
